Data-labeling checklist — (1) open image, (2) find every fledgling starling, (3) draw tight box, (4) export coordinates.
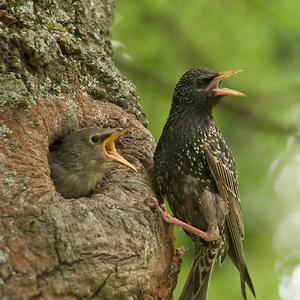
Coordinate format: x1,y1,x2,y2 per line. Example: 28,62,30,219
154,68,256,300
49,127,137,198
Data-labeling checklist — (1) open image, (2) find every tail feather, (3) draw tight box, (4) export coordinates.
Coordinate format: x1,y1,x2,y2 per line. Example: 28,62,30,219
228,235,256,299
179,242,219,300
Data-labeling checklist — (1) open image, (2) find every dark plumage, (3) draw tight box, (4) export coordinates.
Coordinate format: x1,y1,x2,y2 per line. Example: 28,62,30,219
154,68,255,300
49,127,136,198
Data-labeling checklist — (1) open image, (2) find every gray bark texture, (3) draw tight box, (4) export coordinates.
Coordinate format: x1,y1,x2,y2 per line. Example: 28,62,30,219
0,1,181,299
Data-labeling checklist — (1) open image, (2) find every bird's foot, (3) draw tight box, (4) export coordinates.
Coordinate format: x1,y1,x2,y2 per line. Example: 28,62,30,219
146,197,220,242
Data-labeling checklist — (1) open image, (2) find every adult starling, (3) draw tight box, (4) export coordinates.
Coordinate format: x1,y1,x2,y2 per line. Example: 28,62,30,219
49,127,137,198
153,68,256,300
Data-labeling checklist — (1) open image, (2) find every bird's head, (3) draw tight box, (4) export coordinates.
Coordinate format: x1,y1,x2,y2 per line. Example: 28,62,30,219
172,67,245,115
52,127,137,173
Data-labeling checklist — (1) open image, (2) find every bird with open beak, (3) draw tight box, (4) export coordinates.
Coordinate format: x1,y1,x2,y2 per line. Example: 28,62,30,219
49,127,137,199
154,68,255,300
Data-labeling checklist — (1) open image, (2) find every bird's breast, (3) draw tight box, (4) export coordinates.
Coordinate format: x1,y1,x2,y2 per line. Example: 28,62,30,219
155,127,217,198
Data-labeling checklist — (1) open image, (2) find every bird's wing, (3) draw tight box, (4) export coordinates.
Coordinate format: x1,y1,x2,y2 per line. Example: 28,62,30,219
204,145,244,237
204,144,256,299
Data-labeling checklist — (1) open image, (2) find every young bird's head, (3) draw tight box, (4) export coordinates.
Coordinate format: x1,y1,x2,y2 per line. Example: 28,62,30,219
49,127,137,198
51,127,137,173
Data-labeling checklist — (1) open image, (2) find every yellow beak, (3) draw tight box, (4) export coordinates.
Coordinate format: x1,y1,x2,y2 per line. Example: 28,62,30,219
206,70,246,97
101,127,137,172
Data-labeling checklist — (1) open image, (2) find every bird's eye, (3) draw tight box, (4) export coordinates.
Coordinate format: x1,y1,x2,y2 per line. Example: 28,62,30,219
194,78,212,88
194,78,202,87
90,135,102,144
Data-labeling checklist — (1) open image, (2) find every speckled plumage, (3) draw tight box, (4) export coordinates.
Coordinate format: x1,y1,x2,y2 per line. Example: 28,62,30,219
154,68,255,300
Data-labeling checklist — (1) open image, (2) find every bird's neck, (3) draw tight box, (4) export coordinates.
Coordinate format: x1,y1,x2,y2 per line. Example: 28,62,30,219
166,104,214,132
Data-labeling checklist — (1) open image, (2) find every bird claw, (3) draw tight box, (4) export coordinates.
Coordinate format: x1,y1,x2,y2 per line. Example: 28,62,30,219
145,196,163,210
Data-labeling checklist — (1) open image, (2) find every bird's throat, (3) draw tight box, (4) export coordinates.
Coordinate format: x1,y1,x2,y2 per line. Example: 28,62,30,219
168,104,214,132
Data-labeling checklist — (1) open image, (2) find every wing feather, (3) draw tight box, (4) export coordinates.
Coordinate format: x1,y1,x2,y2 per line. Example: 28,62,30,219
204,145,244,237
204,145,256,298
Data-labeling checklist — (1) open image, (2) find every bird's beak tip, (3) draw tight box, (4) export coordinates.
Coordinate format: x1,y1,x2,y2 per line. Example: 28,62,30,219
101,128,137,172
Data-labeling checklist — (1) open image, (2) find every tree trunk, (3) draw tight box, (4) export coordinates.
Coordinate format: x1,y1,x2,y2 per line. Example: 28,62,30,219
0,1,180,299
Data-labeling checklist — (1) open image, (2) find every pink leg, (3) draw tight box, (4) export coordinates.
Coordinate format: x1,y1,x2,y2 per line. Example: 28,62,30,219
148,197,219,242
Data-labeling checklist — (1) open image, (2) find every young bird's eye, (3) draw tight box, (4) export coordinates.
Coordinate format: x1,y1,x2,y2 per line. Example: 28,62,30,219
90,135,102,144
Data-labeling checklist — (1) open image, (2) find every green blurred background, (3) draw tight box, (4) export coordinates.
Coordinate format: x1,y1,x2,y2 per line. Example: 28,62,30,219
113,1,300,299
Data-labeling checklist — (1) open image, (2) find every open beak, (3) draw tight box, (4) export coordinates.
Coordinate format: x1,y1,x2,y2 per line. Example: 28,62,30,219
206,70,246,97
101,127,137,172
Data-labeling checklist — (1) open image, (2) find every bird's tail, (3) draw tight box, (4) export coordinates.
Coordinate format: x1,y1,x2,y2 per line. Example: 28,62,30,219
228,237,256,299
179,242,220,300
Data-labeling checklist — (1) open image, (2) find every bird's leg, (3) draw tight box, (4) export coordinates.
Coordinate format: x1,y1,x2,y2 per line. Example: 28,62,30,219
146,197,219,242
198,189,226,241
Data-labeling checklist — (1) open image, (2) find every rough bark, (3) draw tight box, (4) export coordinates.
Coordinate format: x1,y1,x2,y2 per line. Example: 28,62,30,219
0,1,180,299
